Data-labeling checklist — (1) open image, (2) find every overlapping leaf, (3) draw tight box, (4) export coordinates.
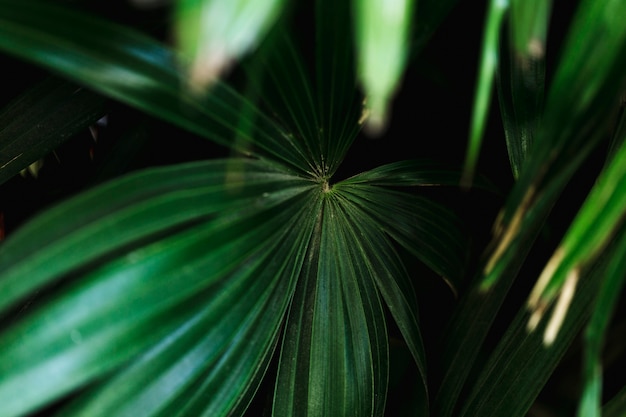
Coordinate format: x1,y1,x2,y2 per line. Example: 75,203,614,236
456,231,611,417
273,196,390,416
0,1,476,417
0,76,107,185
0,0,310,175
437,0,626,414
0,159,317,417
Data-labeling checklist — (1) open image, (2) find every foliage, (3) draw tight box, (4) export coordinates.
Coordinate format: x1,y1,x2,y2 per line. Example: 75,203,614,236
0,0,624,416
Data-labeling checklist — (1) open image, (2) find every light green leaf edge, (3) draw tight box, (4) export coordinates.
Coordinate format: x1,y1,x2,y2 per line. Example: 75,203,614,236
462,0,509,187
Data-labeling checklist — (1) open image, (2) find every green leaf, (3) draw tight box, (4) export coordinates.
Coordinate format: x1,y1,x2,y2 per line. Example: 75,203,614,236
0,76,107,185
174,0,287,90
273,192,392,417
335,183,466,291
0,158,317,417
576,225,626,417
339,159,497,189
0,0,314,175
496,0,551,179
462,0,509,187
353,0,414,134
433,233,540,417
0,159,309,315
54,187,320,417
480,0,626,290
439,1,626,413
314,0,362,174
526,136,626,344
456,235,612,417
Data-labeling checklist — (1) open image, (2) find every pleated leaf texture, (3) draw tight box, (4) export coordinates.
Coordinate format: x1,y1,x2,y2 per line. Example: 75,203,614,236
0,1,469,416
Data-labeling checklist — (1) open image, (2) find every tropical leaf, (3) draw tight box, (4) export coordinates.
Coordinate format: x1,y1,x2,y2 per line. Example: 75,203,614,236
436,0,626,414
496,0,551,179
353,0,414,134
462,0,509,186
578,230,626,417
174,0,287,91
0,0,312,175
0,3,481,417
0,158,317,417
527,136,626,345
338,163,470,291
480,0,626,291
0,76,106,185
273,195,390,417
456,228,616,417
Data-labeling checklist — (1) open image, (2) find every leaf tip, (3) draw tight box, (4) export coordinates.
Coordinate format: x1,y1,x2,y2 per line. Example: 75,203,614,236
360,96,391,137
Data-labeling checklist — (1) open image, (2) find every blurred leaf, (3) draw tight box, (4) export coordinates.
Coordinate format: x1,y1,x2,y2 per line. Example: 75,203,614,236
496,0,551,179
353,0,414,135
174,0,287,91
456,227,618,417
480,0,626,290
606,98,625,164
0,0,313,175
0,76,106,185
433,222,541,417
527,136,626,344
438,1,626,412
577,231,626,417
462,0,509,187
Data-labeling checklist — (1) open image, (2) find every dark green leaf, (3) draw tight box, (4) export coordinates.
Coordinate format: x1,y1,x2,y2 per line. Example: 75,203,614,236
315,0,362,169
55,187,319,417
496,0,551,178
0,158,317,417
0,0,315,175
0,159,309,315
335,184,467,291
526,137,626,342
273,193,390,417
0,76,106,185
457,250,603,417
480,0,626,290
577,229,626,417
438,0,626,407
